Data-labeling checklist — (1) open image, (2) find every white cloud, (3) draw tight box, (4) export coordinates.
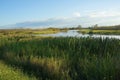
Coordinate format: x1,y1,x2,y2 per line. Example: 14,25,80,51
2,10,120,29
89,11,120,18
73,12,81,17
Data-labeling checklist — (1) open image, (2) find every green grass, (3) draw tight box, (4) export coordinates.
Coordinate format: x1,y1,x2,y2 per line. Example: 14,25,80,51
0,60,37,80
79,29,120,35
0,37,120,80
0,28,67,38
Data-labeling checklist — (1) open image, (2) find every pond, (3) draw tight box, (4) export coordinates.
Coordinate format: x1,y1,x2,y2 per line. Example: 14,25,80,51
39,30,120,39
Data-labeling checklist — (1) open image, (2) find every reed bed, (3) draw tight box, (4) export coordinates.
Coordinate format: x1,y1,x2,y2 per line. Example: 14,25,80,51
0,37,120,80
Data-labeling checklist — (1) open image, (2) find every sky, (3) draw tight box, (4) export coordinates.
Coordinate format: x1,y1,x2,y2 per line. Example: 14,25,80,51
0,0,120,28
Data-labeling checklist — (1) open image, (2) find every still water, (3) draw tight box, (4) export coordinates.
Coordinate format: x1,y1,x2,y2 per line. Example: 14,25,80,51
40,30,120,39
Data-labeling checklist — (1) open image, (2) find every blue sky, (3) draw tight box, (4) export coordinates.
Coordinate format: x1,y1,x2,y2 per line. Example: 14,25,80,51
0,0,120,28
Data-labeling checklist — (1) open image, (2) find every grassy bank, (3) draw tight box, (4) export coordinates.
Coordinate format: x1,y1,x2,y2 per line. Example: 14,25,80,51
0,28,67,38
0,37,120,80
79,29,120,35
0,60,37,80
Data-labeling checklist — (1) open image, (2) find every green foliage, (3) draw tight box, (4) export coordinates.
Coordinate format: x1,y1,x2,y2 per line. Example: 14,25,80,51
0,61,37,80
79,29,120,35
0,37,120,80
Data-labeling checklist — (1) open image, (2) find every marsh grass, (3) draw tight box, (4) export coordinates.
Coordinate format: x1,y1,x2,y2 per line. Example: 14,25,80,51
79,29,120,35
0,37,120,80
0,28,65,39
0,60,37,80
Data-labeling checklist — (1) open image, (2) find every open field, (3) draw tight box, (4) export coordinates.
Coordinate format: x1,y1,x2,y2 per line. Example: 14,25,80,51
0,36,120,80
79,29,120,35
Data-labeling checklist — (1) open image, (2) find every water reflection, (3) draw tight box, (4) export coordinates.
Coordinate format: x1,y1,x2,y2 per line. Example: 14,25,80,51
40,30,120,39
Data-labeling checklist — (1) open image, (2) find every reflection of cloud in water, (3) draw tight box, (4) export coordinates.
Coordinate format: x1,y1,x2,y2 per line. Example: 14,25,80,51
39,30,120,39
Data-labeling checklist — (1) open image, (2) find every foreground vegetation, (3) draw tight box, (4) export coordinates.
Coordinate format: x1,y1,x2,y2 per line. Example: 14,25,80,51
0,36,120,80
0,60,37,80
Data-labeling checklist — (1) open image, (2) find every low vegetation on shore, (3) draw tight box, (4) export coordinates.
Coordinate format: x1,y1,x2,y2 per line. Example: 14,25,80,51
79,29,120,35
79,25,120,35
0,28,67,38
